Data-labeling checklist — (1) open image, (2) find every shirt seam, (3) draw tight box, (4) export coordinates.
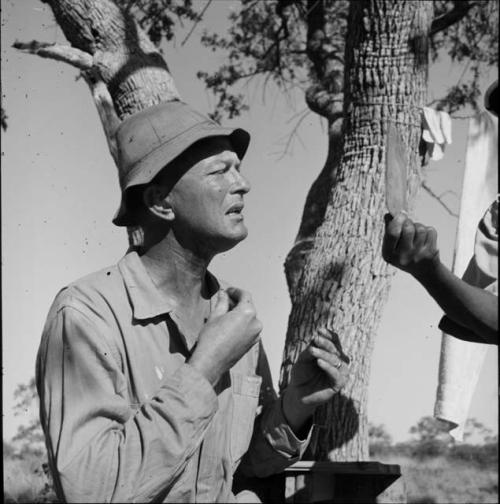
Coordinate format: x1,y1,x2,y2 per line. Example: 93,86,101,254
55,303,125,378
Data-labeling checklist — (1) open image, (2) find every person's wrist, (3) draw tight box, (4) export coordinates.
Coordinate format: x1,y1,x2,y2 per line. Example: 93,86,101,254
187,353,220,387
282,387,316,435
410,253,441,281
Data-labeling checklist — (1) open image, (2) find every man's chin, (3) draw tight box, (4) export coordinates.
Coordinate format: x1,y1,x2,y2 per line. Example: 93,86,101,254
215,227,248,253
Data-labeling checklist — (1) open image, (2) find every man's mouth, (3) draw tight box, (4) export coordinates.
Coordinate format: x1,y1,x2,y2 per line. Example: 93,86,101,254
226,203,244,215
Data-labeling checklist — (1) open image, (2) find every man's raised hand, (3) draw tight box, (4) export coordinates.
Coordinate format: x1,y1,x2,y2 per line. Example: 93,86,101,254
282,330,349,434
382,212,440,278
188,288,262,386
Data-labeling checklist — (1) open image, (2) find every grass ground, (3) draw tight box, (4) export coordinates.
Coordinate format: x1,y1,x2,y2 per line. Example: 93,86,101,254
380,454,498,504
4,451,498,503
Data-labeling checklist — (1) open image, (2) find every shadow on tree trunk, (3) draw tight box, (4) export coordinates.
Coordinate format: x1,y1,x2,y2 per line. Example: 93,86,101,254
308,393,360,458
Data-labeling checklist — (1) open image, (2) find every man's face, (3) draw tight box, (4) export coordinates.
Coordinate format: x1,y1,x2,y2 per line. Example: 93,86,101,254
166,137,251,255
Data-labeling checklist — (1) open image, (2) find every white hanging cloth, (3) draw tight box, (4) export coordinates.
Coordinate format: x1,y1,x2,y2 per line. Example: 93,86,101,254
421,107,453,161
434,110,498,441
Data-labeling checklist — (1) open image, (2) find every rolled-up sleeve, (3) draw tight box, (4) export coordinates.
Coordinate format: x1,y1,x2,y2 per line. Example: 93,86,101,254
36,301,217,503
237,342,312,478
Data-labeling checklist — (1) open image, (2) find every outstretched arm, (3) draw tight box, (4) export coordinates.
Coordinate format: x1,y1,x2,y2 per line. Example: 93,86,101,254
382,213,498,344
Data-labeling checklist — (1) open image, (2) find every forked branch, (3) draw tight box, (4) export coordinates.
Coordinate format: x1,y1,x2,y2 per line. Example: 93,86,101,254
13,40,93,70
430,1,478,36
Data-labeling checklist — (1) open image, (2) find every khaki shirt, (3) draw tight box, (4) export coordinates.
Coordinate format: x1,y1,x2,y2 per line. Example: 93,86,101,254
36,251,311,503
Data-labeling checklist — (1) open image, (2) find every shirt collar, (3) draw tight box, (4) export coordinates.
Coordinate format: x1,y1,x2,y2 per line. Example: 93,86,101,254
118,250,220,321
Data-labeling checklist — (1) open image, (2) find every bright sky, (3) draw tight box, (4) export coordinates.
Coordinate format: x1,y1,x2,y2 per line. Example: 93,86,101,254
1,0,497,444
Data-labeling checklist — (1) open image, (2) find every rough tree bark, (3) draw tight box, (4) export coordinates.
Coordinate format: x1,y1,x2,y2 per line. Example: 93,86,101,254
15,0,181,245
280,0,433,461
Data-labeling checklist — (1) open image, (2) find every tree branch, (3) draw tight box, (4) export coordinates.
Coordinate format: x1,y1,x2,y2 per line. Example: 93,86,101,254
181,0,213,46
422,180,459,217
305,82,343,119
429,1,478,37
306,0,327,81
13,40,93,70
81,69,121,163
276,107,311,160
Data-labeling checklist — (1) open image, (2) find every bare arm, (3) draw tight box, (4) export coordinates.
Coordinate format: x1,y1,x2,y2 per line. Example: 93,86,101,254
382,213,498,345
413,259,497,344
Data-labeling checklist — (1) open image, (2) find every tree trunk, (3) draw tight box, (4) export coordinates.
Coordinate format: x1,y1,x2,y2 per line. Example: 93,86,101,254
43,0,180,120
280,0,433,461
22,0,181,245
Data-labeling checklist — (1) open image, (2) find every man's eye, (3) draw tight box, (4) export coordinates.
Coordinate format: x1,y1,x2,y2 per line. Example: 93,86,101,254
212,165,229,175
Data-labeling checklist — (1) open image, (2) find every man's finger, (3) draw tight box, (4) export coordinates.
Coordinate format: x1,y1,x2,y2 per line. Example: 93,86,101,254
311,346,344,369
299,345,317,363
398,218,416,254
226,287,252,307
413,223,427,250
312,333,337,354
211,289,230,317
316,358,342,389
383,212,407,253
225,286,243,301
424,226,438,250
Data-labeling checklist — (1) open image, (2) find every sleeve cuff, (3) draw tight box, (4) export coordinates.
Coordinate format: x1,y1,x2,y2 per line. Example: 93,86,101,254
438,315,483,343
261,398,313,460
159,362,218,419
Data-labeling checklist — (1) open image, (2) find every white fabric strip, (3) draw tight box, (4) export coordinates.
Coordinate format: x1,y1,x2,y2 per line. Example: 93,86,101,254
434,110,498,441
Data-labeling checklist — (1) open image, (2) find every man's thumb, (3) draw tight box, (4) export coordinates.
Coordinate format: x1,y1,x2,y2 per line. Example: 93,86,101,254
211,289,230,318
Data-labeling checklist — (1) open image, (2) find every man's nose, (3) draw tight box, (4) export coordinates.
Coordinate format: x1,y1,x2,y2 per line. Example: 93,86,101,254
231,169,251,194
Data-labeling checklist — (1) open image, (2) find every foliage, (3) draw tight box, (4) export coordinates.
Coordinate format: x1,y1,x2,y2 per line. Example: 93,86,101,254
12,419,46,457
409,415,453,444
12,377,46,456
463,416,495,444
371,420,498,503
28,1,495,124
4,448,59,503
4,439,18,458
13,377,38,414
195,0,498,122
6,380,56,502
368,422,393,456
6,2,496,136
369,417,499,466
448,441,498,469
429,0,499,113
393,455,498,504
115,0,203,47
198,0,348,122
369,422,393,444
5,452,497,504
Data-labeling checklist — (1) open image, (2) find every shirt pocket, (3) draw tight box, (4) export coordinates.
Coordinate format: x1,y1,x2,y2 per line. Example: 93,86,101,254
230,372,262,464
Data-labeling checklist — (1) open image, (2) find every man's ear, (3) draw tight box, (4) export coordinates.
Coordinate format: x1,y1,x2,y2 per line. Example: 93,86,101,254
142,184,175,222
